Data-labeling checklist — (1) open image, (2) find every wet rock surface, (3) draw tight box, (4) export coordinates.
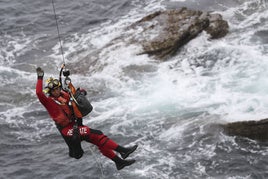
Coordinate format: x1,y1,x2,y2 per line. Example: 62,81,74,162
129,7,229,59
221,118,268,141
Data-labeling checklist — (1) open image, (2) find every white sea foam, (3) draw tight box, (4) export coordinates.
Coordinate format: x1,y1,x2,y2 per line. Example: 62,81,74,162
1,0,268,178
72,0,268,128
0,34,33,66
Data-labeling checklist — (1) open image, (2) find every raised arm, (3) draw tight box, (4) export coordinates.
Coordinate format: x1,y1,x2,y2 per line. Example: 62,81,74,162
35,67,69,126
36,67,48,104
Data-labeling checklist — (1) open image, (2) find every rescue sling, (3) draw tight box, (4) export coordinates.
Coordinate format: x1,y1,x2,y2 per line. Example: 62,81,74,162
65,76,93,118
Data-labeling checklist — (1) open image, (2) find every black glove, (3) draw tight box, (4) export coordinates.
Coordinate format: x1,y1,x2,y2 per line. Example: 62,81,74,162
36,67,44,79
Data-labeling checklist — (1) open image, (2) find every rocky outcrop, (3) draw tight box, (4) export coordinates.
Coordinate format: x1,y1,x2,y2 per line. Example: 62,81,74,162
68,8,229,72
221,118,268,141
129,7,229,60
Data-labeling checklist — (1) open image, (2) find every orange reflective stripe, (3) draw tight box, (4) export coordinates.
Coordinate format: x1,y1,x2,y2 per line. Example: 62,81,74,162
68,82,83,118
68,82,76,94
71,100,83,118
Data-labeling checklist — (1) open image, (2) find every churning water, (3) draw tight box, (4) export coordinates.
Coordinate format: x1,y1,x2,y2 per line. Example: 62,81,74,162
1,0,268,178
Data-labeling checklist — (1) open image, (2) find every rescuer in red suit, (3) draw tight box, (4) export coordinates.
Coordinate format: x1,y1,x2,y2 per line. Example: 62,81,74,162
35,67,137,170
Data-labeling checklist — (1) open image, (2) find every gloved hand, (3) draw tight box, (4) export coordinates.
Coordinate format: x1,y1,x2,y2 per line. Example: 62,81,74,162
36,67,44,79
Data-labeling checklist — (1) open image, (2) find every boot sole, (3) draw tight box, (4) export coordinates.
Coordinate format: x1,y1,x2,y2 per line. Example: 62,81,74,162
122,145,138,159
117,160,136,170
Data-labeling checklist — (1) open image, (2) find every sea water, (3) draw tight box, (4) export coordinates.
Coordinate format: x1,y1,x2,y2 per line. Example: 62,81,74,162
1,0,268,178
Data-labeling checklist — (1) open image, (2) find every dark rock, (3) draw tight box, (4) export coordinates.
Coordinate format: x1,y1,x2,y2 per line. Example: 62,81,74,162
66,8,229,72
205,14,229,39
221,118,268,141
130,7,229,60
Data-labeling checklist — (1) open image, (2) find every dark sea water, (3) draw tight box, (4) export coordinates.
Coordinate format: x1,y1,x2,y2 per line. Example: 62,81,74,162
1,0,268,178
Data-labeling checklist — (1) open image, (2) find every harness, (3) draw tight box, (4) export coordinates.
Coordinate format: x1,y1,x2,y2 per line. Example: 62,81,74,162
52,91,74,121
52,65,93,127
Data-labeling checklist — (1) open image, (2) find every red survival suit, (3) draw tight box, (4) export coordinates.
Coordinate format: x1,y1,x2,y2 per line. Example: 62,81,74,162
36,77,119,160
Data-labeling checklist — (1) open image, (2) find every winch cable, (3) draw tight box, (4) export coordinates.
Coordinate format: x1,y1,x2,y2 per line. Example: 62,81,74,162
51,1,105,177
51,0,66,66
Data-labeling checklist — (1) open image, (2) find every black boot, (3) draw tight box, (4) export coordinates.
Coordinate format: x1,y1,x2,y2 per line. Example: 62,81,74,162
116,145,138,159
112,156,136,170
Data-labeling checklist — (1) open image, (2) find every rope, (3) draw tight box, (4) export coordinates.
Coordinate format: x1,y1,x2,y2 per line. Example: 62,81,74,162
51,0,66,65
51,2,104,177
88,146,105,178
